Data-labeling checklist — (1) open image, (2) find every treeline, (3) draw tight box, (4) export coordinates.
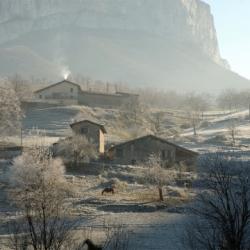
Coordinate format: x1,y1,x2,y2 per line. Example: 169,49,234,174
4,74,250,112
140,88,250,112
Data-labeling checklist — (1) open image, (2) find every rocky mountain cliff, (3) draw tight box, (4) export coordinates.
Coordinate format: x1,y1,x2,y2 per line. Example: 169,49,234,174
0,0,248,91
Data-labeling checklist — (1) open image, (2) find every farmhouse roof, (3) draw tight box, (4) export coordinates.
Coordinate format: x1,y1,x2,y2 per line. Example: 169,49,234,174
109,134,198,156
70,120,107,133
80,90,138,98
115,91,139,96
34,80,81,93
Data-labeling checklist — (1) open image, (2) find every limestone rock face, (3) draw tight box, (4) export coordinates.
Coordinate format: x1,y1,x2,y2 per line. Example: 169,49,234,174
0,0,221,63
0,0,248,90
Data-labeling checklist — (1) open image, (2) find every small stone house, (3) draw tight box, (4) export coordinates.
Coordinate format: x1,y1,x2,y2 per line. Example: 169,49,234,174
70,120,107,154
34,80,81,105
108,135,198,166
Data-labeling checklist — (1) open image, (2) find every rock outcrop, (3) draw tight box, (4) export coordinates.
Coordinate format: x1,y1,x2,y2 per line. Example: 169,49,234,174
0,0,248,90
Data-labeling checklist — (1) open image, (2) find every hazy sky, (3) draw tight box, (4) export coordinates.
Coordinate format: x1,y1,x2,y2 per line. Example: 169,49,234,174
203,0,250,80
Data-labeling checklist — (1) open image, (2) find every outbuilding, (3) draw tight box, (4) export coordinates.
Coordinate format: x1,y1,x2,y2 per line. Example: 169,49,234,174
108,135,198,166
70,120,107,154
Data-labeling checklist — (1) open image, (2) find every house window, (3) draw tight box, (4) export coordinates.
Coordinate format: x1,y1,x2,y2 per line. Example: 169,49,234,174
80,127,88,134
131,159,137,165
116,148,123,158
70,88,74,93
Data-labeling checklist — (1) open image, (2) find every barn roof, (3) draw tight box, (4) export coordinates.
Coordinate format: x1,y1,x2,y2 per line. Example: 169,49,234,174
109,134,198,156
79,90,139,98
115,91,139,97
34,80,81,93
70,120,107,133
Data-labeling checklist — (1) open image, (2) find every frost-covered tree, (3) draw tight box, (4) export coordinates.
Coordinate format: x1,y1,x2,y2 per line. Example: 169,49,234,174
9,74,33,102
120,98,145,126
144,154,175,201
216,89,248,112
55,135,98,166
8,146,74,250
0,79,22,136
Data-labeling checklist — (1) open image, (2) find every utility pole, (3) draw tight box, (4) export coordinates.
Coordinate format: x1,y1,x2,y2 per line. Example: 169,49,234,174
20,127,23,148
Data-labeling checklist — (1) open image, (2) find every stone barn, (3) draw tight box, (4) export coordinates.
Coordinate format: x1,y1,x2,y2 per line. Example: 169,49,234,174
78,91,139,109
70,120,107,154
108,135,198,166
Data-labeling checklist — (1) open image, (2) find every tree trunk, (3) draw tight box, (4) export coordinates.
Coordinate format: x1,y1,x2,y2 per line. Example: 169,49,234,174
193,120,197,136
74,151,78,166
158,187,164,201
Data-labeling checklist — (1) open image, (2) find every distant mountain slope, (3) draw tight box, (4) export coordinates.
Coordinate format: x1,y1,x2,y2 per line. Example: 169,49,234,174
0,46,59,78
0,0,249,91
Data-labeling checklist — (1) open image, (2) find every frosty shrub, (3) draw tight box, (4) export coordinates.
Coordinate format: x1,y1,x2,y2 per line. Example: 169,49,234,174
144,154,176,201
55,135,98,166
8,146,75,250
0,79,22,136
9,147,70,207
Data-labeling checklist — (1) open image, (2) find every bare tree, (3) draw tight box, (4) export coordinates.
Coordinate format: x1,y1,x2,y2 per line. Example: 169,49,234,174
139,88,185,109
183,93,209,136
144,154,176,201
227,118,238,146
103,224,131,250
184,155,250,250
150,112,164,136
0,79,22,137
8,74,33,102
217,89,241,112
7,146,75,250
55,135,98,166
121,98,144,125
239,90,250,119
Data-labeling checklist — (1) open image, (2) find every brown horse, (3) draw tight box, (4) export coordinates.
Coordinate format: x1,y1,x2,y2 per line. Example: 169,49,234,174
83,239,102,250
102,187,115,195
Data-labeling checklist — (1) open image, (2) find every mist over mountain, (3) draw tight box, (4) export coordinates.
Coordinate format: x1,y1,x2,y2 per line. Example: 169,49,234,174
0,0,248,91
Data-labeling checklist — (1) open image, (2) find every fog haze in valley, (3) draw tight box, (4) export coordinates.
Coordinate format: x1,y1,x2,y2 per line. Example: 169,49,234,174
2,2,250,250
0,0,249,91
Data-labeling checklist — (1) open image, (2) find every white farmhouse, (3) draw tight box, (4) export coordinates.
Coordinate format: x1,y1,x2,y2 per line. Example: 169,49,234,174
34,80,81,105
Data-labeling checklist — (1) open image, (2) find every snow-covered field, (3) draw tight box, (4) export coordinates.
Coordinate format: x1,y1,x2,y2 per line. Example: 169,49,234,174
2,105,250,249
0,159,193,250
20,104,250,151
179,109,250,153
